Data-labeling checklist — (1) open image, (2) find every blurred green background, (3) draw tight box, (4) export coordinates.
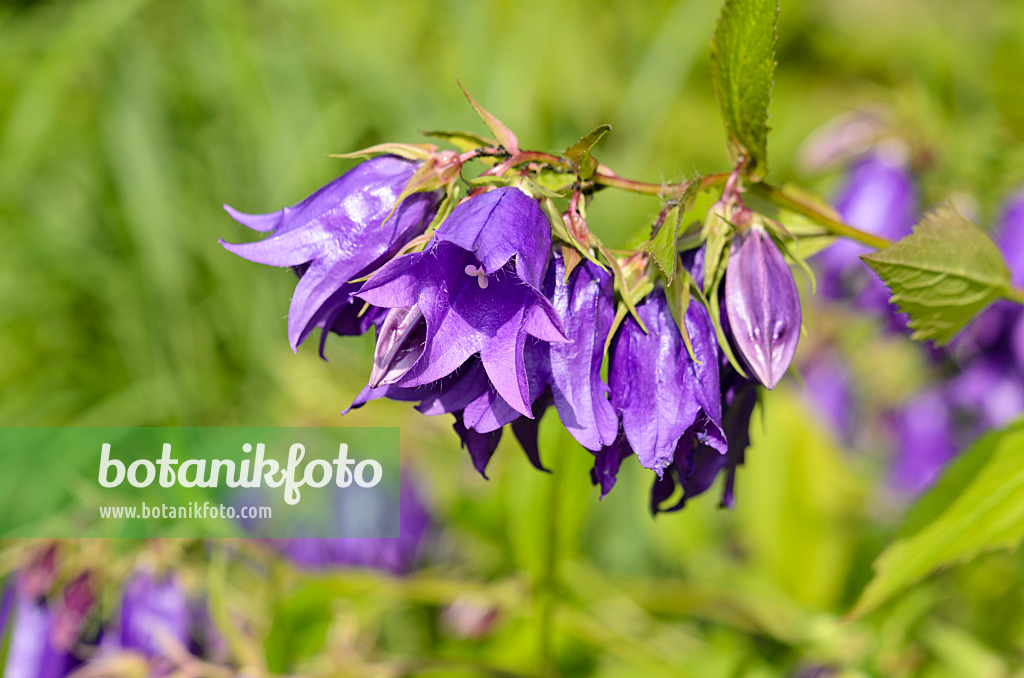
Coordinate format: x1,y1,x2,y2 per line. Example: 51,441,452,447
2,0,1024,676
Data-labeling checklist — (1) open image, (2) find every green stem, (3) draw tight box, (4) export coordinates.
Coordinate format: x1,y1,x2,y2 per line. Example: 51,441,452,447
1005,287,1024,306
592,170,728,198
749,182,891,249
537,447,562,677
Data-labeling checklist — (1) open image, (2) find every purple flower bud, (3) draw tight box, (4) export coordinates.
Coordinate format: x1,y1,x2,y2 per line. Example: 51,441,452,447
997,190,1024,288
609,288,725,474
221,155,440,350
725,225,802,389
358,187,566,417
118,571,190,658
891,389,957,494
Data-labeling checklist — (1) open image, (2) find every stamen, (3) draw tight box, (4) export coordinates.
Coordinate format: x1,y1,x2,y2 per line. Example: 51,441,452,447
464,264,489,289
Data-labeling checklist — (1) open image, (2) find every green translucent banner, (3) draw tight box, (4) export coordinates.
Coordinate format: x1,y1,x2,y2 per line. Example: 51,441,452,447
0,427,400,538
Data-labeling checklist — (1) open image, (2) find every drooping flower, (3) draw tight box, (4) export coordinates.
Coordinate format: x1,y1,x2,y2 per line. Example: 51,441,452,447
608,288,726,475
357,186,565,417
725,225,802,389
221,155,441,351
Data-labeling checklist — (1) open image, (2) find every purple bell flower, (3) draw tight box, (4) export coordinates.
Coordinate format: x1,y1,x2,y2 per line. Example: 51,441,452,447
608,288,725,474
117,571,191,658
221,155,440,351
800,351,854,441
725,225,802,389
357,187,566,417
890,389,957,494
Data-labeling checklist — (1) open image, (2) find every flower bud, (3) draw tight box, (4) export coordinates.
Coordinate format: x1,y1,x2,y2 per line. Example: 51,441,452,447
724,224,801,389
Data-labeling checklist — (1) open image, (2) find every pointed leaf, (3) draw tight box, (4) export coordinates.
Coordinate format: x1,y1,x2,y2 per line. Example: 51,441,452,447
642,204,682,281
564,124,612,176
850,418,1024,618
861,206,1012,345
709,0,778,180
457,79,519,152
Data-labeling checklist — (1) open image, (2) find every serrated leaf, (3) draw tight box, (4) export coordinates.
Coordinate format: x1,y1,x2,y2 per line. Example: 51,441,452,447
328,142,436,161
421,129,496,152
849,418,1024,618
642,204,682,281
861,206,1012,345
456,79,518,152
564,124,611,174
709,0,778,180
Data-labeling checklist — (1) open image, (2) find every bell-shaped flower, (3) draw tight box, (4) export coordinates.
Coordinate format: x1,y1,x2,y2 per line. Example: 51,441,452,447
220,155,440,351
357,187,566,417
608,288,726,474
890,389,957,494
725,224,802,389
2,586,79,678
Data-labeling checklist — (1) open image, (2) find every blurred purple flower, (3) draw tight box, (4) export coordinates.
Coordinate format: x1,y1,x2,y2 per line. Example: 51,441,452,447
221,155,440,351
801,351,854,441
816,152,917,310
890,389,957,494
273,477,432,574
946,358,1024,430
358,187,565,417
2,589,78,678
725,225,802,389
998,190,1024,288
116,571,190,658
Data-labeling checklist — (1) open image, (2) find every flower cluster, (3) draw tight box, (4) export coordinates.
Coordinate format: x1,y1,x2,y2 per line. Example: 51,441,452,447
223,149,806,511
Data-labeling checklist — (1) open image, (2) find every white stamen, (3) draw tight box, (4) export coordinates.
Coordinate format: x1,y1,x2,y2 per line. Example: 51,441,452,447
464,264,488,289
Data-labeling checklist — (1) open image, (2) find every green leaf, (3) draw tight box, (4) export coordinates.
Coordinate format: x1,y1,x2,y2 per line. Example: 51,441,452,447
456,79,519,152
564,124,611,179
709,0,778,180
861,206,1012,345
849,418,1024,618
642,204,682,281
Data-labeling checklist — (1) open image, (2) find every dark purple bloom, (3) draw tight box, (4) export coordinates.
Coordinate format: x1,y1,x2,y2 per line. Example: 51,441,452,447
117,571,190,658
816,152,917,302
273,476,432,574
358,187,565,417
890,389,957,494
609,288,725,474
221,155,440,351
725,225,802,389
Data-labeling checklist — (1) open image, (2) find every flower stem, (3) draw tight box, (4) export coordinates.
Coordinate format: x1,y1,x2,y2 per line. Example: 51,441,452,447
1005,287,1024,306
592,170,729,198
749,182,891,249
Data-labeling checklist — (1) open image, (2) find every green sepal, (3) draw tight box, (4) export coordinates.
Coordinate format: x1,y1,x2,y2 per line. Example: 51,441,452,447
564,124,611,180
421,129,496,153
328,142,436,161
456,79,519,152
